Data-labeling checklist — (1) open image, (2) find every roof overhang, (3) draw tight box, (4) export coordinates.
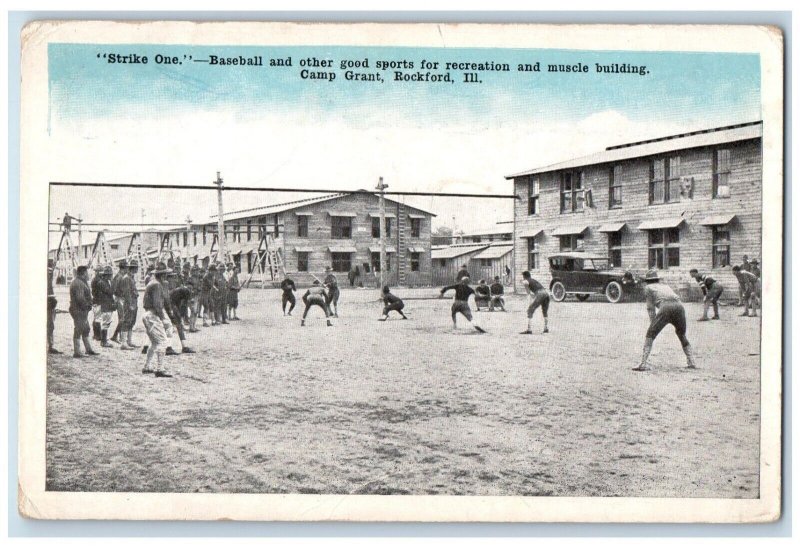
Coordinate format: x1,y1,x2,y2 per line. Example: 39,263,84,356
519,228,544,239
294,246,314,253
294,211,314,216
328,245,357,253
637,218,685,231
408,214,426,219
408,246,426,253
369,246,397,253
368,212,397,219
598,222,627,233
699,214,737,226
328,211,358,217
551,225,588,237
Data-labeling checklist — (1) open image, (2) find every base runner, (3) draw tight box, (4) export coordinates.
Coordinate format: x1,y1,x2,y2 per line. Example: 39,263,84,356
439,276,486,333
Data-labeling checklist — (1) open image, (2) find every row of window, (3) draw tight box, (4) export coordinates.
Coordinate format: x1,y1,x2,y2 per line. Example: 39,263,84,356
295,251,422,273
526,226,731,270
528,148,734,215
164,216,425,246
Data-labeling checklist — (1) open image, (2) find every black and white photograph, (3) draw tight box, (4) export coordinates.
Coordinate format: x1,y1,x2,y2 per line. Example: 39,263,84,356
18,21,783,522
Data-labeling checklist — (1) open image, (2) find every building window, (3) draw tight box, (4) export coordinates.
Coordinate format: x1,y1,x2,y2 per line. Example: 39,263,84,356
331,216,352,239
297,252,309,272
202,227,207,245
609,165,622,208
648,228,680,269
410,252,421,272
297,216,308,238
331,252,351,272
713,149,731,198
560,171,585,213
110,244,119,250
527,237,540,269
273,218,280,238
650,156,681,204
559,234,584,252
371,217,381,238
712,227,731,268
385,218,392,238
472,237,482,243
529,177,540,215
410,218,422,238
246,220,252,241
371,252,381,272
608,231,622,267
479,258,492,267
438,259,447,268
193,231,197,246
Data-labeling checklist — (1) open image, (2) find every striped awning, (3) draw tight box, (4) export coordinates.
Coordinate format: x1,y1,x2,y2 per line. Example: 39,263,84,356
328,245,357,253
598,222,626,233
638,218,685,231
368,246,397,253
551,225,588,236
699,214,737,226
519,228,544,238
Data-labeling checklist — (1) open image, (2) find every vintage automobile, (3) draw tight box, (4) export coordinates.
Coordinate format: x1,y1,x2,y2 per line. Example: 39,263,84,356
547,252,639,303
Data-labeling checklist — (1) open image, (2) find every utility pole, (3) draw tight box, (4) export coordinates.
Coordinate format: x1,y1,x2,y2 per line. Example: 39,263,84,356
213,171,226,264
77,214,83,254
376,176,388,290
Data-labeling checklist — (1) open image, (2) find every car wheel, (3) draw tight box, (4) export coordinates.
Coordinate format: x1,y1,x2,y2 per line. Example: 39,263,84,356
605,281,623,303
576,294,590,302
551,281,566,302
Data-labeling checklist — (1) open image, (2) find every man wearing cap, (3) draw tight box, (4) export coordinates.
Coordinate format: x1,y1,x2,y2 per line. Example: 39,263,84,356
474,279,491,310
92,266,116,347
187,264,201,332
456,264,470,283
301,279,333,327
439,276,486,333
142,272,179,356
115,260,139,350
109,261,125,343
90,268,105,341
200,264,216,326
489,275,506,312
378,285,408,321
226,264,241,321
737,255,752,305
47,259,61,354
634,269,696,371
324,266,340,317
141,262,174,377
69,265,98,358
215,263,230,324
689,269,723,321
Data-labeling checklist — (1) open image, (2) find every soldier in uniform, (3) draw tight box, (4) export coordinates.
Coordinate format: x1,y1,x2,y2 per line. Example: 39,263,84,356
227,263,241,321
92,266,116,347
301,280,333,327
69,265,98,358
280,276,297,316
633,269,697,372
116,260,139,350
47,259,61,354
109,261,125,343
215,263,230,324
141,262,174,377
689,268,724,321
323,266,340,318
188,264,201,332
200,264,216,326
489,275,506,312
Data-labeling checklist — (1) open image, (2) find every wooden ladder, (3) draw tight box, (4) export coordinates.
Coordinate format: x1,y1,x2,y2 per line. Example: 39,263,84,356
55,230,79,284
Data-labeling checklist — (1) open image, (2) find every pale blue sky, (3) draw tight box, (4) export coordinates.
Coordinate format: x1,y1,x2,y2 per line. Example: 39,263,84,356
47,43,761,242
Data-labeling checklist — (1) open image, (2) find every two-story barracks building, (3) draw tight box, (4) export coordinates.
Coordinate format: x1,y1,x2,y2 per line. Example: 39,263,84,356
506,121,762,298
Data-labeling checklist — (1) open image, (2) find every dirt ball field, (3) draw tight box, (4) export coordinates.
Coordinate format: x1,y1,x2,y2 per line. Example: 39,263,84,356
46,286,761,497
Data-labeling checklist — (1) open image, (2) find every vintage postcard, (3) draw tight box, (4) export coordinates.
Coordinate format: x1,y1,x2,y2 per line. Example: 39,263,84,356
18,21,783,522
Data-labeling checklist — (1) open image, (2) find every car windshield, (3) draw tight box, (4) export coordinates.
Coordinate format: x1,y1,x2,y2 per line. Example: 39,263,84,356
583,258,611,271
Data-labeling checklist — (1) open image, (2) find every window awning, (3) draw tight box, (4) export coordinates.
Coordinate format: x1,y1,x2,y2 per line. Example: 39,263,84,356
294,246,314,253
367,212,397,218
369,245,397,253
598,222,626,233
408,213,426,219
699,214,737,226
637,218,685,231
328,245,357,253
519,228,544,238
551,226,588,236
408,246,426,253
294,211,314,216
328,211,358,217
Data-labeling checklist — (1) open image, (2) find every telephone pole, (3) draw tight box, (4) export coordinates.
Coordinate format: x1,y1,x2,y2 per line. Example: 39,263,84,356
213,171,226,264
376,176,388,290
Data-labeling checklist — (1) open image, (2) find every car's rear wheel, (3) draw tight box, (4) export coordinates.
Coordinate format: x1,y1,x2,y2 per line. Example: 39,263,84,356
576,294,590,302
605,281,623,303
551,281,566,302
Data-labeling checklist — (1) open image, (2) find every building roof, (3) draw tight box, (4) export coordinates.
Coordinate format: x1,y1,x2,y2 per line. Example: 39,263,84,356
460,223,514,237
473,244,514,260
207,191,437,224
431,243,488,260
505,121,762,179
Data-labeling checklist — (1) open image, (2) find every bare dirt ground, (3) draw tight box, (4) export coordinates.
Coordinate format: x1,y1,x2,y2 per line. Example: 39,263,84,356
46,286,761,497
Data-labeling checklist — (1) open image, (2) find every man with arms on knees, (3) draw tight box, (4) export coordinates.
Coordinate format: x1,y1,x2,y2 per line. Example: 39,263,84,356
489,275,506,312
633,269,697,372
519,270,549,334
689,268,723,321
301,280,333,327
